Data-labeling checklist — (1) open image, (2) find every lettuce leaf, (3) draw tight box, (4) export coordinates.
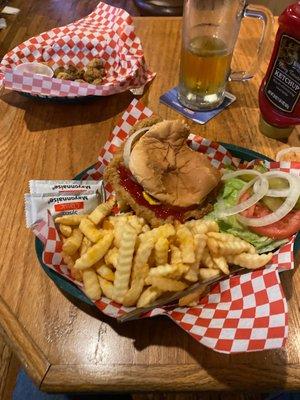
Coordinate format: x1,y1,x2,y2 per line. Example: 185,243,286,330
206,178,288,253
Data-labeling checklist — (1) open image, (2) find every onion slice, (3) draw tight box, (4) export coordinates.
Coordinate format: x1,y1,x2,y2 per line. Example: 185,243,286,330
221,169,261,181
123,127,149,167
215,176,269,219
237,172,300,227
253,180,291,198
265,188,291,197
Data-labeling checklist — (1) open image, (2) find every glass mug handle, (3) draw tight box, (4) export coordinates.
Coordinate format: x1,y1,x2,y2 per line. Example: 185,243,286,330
230,4,274,81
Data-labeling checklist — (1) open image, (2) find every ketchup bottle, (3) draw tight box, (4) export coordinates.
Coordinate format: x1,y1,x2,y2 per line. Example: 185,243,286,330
258,2,300,140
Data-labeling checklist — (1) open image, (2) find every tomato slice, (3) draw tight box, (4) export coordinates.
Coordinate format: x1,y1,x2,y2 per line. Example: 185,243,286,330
249,209,300,239
239,192,300,239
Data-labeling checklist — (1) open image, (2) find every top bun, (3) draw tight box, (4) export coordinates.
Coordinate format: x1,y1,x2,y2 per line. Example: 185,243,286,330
128,120,221,207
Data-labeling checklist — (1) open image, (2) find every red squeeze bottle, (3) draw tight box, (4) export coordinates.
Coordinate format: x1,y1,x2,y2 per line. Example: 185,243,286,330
258,2,300,140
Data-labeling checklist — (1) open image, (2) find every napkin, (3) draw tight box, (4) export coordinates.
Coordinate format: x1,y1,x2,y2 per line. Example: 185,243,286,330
33,99,298,354
0,2,155,97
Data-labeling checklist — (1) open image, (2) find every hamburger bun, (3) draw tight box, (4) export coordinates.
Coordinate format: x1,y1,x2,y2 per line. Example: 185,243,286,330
129,120,221,207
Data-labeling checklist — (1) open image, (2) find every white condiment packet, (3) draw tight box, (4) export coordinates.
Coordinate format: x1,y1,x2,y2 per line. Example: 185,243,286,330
24,191,100,228
29,180,104,195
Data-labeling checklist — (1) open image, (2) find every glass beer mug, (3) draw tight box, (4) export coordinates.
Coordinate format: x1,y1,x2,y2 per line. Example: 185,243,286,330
178,0,274,110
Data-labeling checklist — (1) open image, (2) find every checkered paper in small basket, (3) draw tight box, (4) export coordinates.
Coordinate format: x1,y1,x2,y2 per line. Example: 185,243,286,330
36,99,298,354
0,2,155,97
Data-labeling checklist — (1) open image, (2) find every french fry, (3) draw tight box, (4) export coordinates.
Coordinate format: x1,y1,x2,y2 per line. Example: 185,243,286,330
98,276,115,300
88,197,115,225
178,285,207,307
62,251,74,269
226,252,273,269
95,264,115,282
186,220,219,235
62,251,83,281
149,264,178,278
170,245,182,265
148,263,189,279
123,235,155,306
184,265,199,282
137,286,163,307
155,223,176,239
184,233,207,282
123,263,149,307
104,247,119,269
70,265,83,281
55,214,87,226
202,248,229,274
154,237,169,266
207,232,255,255
59,224,72,237
171,263,190,278
140,223,175,242
74,231,114,270
176,225,195,263
206,232,238,241
132,236,155,280
102,218,114,230
212,256,230,274
194,233,207,260
114,223,138,302
206,237,221,255
148,249,156,268
82,268,102,300
168,244,190,279
199,268,221,281
113,215,130,247
80,237,92,256
62,228,83,256
145,276,188,292
201,248,217,269
79,218,105,243
128,215,144,234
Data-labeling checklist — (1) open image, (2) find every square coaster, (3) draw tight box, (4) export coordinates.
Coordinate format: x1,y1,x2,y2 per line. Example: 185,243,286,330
160,86,236,125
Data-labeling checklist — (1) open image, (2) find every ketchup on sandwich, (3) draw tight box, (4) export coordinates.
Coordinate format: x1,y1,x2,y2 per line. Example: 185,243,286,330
118,165,196,222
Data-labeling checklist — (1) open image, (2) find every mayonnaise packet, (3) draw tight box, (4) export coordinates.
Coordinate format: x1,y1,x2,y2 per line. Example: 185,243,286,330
24,191,101,228
29,180,102,194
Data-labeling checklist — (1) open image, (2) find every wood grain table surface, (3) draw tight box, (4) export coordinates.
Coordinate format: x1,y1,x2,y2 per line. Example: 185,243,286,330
0,7,300,393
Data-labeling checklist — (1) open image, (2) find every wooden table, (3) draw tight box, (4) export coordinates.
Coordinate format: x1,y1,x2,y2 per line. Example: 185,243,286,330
0,14,300,393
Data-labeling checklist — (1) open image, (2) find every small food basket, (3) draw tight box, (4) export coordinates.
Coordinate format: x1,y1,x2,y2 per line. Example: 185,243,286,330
0,2,155,99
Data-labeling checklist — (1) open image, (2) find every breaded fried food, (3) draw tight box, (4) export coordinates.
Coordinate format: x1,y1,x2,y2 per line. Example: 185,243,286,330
76,69,85,79
56,72,74,81
87,58,104,69
92,78,103,85
54,66,66,77
66,64,78,79
104,117,219,227
83,67,103,83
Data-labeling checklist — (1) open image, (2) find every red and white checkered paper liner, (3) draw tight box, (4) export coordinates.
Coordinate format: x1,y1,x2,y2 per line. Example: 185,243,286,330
35,99,299,353
0,2,155,97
